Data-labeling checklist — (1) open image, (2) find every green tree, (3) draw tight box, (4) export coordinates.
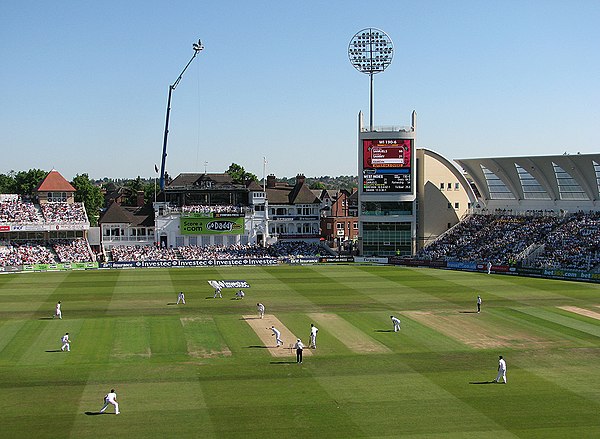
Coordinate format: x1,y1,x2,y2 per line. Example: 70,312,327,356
0,172,16,194
71,174,104,226
14,169,47,197
124,176,145,205
309,181,326,190
226,163,258,184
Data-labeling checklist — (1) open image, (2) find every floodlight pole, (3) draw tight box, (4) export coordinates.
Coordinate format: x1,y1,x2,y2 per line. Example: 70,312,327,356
159,40,204,191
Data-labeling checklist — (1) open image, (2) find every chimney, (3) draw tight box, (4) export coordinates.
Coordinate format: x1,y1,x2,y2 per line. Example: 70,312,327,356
136,190,145,207
267,174,276,189
295,174,306,186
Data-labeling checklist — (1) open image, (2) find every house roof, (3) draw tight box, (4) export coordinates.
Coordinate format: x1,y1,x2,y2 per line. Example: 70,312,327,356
266,182,320,205
99,201,154,226
36,170,76,192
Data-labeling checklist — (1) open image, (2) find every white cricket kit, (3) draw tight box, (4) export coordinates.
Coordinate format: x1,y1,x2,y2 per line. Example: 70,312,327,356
271,327,283,346
100,392,120,414
495,358,507,383
55,303,62,319
391,317,401,332
177,292,186,304
310,326,318,348
61,334,70,351
257,304,265,318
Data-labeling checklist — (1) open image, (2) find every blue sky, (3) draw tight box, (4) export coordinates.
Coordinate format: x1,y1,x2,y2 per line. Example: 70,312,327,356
1,1,599,181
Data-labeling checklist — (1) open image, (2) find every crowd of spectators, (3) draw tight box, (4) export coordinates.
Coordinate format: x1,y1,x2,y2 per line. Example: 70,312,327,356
111,245,178,262
52,238,93,263
181,205,245,215
417,213,561,265
110,241,324,262
530,212,600,271
0,241,57,266
418,212,600,271
0,196,43,223
41,202,88,223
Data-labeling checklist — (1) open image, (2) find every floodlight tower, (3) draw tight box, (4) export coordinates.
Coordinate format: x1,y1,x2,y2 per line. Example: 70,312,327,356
348,28,394,131
159,39,204,191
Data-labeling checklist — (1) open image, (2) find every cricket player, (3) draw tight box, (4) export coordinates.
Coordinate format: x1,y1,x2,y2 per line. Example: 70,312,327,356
294,338,304,364
177,291,186,304
54,301,62,319
477,295,482,313
61,332,70,352
487,261,492,274
100,389,120,414
214,286,222,299
494,356,507,384
271,326,283,347
257,303,265,319
391,315,401,332
309,323,318,349
235,290,245,299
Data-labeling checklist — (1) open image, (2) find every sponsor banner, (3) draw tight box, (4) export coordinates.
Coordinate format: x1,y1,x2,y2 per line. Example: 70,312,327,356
319,256,354,263
285,257,319,264
180,216,244,235
0,225,10,231
354,256,389,264
0,265,22,272
101,258,278,269
447,261,478,270
22,262,98,272
208,280,251,289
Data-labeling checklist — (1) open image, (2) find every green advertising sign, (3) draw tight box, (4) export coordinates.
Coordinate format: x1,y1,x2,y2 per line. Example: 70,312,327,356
180,216,245,235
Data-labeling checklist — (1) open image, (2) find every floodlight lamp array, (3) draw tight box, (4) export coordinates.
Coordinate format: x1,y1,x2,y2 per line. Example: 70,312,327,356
348,28,394,75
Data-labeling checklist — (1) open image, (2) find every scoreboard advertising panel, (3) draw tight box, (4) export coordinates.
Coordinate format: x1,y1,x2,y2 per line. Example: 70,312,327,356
180,216,244,235
362,139,413,193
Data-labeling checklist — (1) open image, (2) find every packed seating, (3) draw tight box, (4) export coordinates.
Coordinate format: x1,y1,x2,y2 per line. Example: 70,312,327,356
181,205,245,215
0,196,43,223
417,211,600,271
41,202,87,223
530,212,600,271
111,245,178,262
179,244,272,260
0,241,57,266
51,238,93,263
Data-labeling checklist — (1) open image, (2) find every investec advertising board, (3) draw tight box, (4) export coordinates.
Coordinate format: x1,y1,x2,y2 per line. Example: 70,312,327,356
362,139,413,193
180,214,244,235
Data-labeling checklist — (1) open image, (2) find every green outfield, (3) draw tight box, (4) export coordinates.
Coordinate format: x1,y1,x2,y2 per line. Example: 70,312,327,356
1,265,599,438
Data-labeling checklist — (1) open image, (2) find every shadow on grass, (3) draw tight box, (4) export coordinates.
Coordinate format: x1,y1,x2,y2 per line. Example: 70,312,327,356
166,303,177,306
45,349,62,353
39,317,54,320
84,411,104,416
459,311,479,314
270,361,297,365
246,345,268,349
469,380,496,384
375,329,394,333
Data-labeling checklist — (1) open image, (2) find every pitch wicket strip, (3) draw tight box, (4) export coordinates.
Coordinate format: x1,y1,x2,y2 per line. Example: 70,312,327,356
243,314,312,358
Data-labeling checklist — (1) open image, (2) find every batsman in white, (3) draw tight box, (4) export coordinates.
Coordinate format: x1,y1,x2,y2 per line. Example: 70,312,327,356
53,301,62,319
177,291,186,304
100,389,120,414
390,315,401,332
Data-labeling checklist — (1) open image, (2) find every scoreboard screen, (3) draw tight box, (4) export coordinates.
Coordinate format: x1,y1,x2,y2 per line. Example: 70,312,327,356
362,139,413,193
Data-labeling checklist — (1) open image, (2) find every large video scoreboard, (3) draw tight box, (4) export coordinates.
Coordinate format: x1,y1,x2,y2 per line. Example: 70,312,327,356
362,139,413,193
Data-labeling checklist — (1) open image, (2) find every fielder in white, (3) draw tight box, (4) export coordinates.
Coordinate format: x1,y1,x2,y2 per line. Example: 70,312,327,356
257,303,265,319
270,326,283,347
54,301,62,319
60,332,70,352
391,315,401,332
214,287,222,298
235,290,245,299
177,291,186,304
309,323,318,349
494,356,507,384
100,389,120,414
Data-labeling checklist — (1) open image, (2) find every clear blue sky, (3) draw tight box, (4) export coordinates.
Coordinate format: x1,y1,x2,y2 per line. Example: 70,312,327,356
1,1,599,181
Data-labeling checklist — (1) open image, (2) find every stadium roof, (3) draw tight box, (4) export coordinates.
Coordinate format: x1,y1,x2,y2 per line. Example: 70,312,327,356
455,153,600,209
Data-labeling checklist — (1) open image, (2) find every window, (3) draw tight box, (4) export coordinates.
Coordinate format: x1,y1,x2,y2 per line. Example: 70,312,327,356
353,222,358,229
327,223,332,230
448,202,452,209
454,202,459,209
455,183,460,190
440,183,444,190
336,223,343,229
